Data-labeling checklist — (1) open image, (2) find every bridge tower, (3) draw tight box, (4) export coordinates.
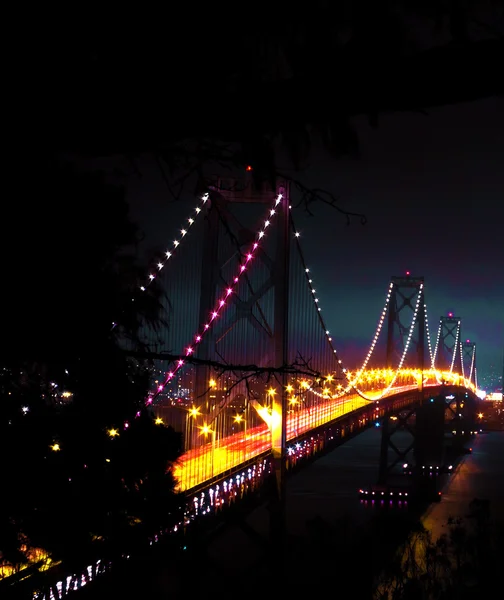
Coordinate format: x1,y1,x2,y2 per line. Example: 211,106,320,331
385,274,426,370
433,314,462,374
195,174,290,542
462,340,477,386
379,274,448,483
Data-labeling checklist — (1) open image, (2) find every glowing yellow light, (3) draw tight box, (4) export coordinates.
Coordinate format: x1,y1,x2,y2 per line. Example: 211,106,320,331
268,387,276,396
288,397,298,405
209,379,216,388
50,443,60,452
285,384,294,393
325,374,333,382
107,428,119,437
188,406,201,418
300,380,310,389
478,412,483,419
233,414,243,423
155,417,164,425
200,424,212,435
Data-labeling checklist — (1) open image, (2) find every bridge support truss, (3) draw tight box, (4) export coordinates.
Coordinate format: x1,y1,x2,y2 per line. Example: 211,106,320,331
386,274,426,370
434,315,462,373
196,176,291,544
445,388,478,450
462,341,477,386
378,393,444,483
378,387,478,483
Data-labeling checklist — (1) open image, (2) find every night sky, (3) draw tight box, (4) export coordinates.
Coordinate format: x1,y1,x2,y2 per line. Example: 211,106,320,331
123,97,503,388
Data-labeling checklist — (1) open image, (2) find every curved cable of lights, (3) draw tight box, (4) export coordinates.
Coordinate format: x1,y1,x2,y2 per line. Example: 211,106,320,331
290,216,395,402
146,193,284,406
424,303,435,369
459,337,466,380
449,320,461,375
468,345,476,384
140,192,209,292
424,303,443,383
353,285,424,400
111,192,210,331
432,320,442,368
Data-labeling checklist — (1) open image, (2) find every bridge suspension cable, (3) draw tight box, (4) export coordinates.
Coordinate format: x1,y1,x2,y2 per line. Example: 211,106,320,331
349,282,394,387
139,192,209,293
289,219,401,403
354,283,425,400
468,344,476,383
423,303,435,369
290,217,347,368
111,192,209,334
147,192,284,405
424,302,443,385
449,320,461,375
289,216,352,401
459,337,466,380
432,319,442,367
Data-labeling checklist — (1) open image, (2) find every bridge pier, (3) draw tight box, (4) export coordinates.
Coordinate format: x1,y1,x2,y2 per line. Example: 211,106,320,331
446,390,478,452
375,386,481,497
414,395,446,469
378,393,446,485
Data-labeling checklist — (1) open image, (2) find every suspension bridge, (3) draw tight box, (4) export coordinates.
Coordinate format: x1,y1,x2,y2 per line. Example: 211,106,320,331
130,176,479,512
26,176,482,600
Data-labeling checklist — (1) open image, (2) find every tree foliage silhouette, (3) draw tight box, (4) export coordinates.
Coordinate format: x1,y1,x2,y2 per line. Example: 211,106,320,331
24,1,503,180
1,162,182,576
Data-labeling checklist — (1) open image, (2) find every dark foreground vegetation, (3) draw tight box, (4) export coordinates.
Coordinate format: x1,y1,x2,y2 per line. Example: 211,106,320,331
1,164,183,590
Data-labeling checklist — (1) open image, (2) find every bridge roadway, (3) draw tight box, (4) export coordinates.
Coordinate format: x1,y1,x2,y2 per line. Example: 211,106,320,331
25,383,475,600
174,383,466,492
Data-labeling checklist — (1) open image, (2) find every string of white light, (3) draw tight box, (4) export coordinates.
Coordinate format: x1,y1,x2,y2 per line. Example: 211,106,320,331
469,345,476,383
459,338,465,380
424,304,443,384
111,192,210,332
290,219,398,402
290,218,353,400
140,192,209,292
432,320,442,368
349,282,394,386
424,303,435,369
354,284,424,400
449,320,461,374
147,193,284,405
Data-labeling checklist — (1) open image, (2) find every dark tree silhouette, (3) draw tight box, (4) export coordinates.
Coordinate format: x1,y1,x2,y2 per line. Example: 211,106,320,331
1,162,183,576
21,2,504,181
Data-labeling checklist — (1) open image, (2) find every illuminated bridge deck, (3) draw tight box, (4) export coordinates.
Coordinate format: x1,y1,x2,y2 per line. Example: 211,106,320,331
174,385,428,491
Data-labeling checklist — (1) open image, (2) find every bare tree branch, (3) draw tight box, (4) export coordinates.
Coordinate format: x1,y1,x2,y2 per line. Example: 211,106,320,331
125,350,341,385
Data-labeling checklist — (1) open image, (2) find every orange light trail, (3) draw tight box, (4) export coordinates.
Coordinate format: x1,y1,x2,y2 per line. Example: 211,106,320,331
173,369,475,491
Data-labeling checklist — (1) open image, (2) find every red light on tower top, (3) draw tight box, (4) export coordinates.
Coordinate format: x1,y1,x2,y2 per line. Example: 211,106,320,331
406,271,410,276
246,165,253,172
448,312,453,317
466,339,470,343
